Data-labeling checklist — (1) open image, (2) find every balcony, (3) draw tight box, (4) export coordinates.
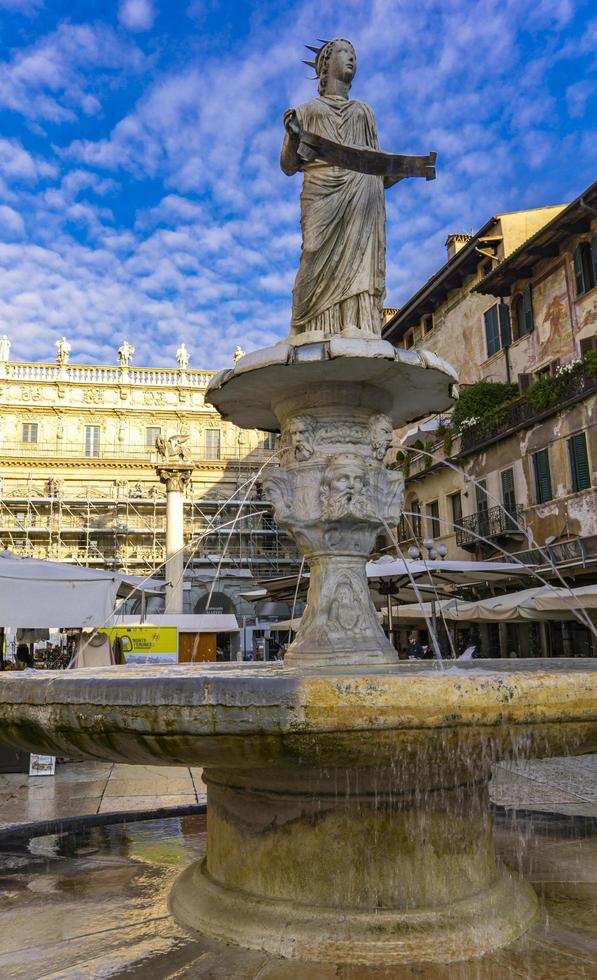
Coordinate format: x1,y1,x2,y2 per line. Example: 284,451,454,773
455,505,525,551
460,366,597,455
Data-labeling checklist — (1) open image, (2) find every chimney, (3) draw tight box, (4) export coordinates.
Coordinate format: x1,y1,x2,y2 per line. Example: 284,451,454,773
445,233,473,261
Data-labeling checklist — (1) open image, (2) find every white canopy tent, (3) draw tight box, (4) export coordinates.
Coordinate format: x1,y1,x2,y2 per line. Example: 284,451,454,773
242,557,531,605
393,584,597,624
399,417,450,447
0,552,162,629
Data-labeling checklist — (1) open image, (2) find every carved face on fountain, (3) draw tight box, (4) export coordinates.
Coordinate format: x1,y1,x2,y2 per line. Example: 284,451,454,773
320,454,370,519
287,415,315,461
369,413,394,461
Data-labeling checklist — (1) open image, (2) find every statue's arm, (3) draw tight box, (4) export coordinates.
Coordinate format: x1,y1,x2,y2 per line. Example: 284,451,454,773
280,108,302,176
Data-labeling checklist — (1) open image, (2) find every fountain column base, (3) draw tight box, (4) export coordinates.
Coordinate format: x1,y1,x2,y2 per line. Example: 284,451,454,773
170,765,538,964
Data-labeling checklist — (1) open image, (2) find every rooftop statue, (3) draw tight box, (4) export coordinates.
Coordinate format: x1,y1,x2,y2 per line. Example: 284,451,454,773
0,335,10,362
118,340,135,367
281,38,436,340
177,342,190,370
55,336,71,366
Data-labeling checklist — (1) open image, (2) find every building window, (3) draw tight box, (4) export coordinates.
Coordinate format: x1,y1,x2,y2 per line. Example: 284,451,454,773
475,479,489,538
422,314,434,336
84,425,100,458
205,428,221,460
532,448,553,503
426,500,440,539
500,467,518,530
262,432,276,451
448,491,462,531
404,499,422,539
484,303,511,357
404,330,415,350
22,423,38,444
146,426,161,448
512,285,534,339
574,237,597,297
568,432,591,492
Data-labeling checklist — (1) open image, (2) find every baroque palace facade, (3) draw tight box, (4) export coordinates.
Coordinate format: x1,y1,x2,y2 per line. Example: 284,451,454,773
0,346,298,600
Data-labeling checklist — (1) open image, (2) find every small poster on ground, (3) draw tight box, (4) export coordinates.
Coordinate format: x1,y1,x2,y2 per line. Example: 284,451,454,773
29,754,56,777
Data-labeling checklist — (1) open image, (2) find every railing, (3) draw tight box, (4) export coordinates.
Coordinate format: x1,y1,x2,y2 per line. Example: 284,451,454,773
0,442,274,464
460,368,597,454
455,505,524,548
2,362,215,388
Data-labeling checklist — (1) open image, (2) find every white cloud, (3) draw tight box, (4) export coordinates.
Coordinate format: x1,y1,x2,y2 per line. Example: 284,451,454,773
118,0,155,32
0,22,145,123
0,205,26,239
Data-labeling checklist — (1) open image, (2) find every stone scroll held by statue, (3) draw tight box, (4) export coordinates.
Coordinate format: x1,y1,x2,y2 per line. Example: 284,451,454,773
281,38,436,340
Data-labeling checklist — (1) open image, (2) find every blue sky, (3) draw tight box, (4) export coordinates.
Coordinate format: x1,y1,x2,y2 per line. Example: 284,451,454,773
0,0,595,369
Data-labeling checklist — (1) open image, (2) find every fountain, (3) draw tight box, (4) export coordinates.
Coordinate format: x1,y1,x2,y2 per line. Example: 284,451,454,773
1,36,597,969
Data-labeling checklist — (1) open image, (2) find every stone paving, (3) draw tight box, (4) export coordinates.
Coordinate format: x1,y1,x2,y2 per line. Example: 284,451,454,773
0,763,207,830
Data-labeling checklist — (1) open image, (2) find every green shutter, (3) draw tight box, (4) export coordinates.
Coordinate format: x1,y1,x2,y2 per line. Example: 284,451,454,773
533,449,553,503
500,467,516,510
574,245,584,295
484,306,500,356
522,285,534,334
591,234,597,290
568,432,591,492
499,303,511,347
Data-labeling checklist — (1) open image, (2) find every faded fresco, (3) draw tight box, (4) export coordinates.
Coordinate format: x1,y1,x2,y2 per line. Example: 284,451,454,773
533,263,575,365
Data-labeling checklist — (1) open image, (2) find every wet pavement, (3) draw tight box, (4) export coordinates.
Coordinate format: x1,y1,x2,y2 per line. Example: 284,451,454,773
0,756,595,978
0,764,207,831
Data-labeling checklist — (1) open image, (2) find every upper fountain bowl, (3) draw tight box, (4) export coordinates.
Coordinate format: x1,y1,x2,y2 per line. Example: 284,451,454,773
206,336,458,431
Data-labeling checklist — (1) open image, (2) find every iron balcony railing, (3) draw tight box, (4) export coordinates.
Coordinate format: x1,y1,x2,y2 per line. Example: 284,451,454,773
460,367,597,455
455,505,524,548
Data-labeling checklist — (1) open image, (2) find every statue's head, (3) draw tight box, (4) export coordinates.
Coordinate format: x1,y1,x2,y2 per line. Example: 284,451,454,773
304,38,356,95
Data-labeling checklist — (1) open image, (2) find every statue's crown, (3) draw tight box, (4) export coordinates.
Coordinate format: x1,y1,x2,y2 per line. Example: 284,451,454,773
302,39,330,75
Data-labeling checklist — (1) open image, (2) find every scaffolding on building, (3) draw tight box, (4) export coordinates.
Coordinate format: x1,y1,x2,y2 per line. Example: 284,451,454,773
0,474,299,579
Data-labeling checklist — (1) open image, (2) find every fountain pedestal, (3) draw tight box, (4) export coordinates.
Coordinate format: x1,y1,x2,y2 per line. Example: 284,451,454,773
171,761,537,963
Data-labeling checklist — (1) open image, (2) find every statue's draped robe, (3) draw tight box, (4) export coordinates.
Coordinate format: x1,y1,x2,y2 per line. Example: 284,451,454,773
282,95,386,337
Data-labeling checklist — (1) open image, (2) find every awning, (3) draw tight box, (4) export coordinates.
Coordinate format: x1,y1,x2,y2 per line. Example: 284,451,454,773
0,552,162,629
242,557,531,606
400,417,450,447
393,585,597,624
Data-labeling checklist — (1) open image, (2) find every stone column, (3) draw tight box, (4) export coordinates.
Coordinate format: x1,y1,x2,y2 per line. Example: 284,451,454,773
156,463,194,614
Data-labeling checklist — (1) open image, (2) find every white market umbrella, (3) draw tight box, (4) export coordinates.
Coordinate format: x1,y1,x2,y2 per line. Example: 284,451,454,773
0,551,161,629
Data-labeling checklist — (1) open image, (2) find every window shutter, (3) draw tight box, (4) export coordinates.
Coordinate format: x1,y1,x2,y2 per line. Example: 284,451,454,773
518,372,532,394
500,467,516,509
522,284,534,334
484,306,500,356
568,432,591,492
574,245,584,295
533,449,553,503
498,303,511,347
580,336,597,356
591,234,597,290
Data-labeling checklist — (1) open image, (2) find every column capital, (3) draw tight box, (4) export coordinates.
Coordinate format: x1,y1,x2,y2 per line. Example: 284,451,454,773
156,463,194,493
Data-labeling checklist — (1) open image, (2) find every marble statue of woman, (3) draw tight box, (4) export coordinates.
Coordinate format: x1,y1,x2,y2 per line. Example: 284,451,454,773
281,38,435,340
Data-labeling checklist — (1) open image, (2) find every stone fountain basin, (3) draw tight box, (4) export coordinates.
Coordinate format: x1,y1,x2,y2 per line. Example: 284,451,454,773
2,659,596,767
206,336,457,431
2,659,597,965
